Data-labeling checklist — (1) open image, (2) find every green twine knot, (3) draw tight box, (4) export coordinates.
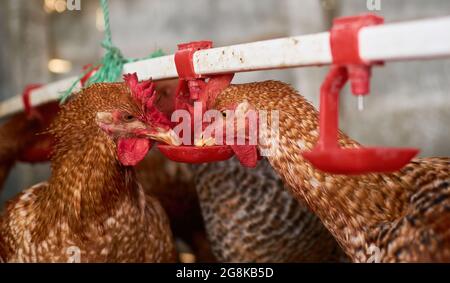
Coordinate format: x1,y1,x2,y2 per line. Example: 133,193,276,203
86,39,125,85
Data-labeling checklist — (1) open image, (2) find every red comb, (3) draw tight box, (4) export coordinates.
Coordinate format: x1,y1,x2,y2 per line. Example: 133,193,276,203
123,73,171,126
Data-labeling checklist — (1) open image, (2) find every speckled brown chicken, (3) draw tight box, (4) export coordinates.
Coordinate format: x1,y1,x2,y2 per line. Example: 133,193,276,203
0,80,212,262
0,113,38,190
0,80,177,262
195,156,346,262
0,102,58,191
210,80,450,262
135,79,215,262
136,149,216,262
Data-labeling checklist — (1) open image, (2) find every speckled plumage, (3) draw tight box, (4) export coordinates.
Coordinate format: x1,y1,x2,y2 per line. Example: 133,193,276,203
0,83,176,262
0,107,44,190
195,156,346,262
213,81,450,262
0,101,59,193
137,150,198,229
136,149,216,262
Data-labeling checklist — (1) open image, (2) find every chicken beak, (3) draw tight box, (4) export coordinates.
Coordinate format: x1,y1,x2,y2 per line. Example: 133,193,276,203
146,127,182,146
96,111,181,146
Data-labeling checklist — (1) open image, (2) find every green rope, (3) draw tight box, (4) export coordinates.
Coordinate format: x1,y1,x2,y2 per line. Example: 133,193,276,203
60,0,165,103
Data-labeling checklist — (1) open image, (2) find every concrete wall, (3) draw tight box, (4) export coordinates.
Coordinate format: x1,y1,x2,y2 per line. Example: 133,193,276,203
339,0,450,157
1,0,449,204
0,0,52,205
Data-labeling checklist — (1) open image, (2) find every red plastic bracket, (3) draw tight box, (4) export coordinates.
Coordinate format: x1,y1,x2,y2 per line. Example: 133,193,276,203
22,84,43,120
174,41,214,111
330,14,383,65
331,13,383,95
175,41,212,80
80,64,100,87
156,41,236,164
302,14,419,174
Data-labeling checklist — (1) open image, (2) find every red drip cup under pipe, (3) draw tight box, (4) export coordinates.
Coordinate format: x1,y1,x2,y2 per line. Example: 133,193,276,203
302,66,419,174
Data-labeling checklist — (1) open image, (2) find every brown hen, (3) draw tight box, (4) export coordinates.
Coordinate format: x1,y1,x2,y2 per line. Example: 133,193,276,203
210,80,450,262
0,81,177,262
0,102,58,191
0,79,212,262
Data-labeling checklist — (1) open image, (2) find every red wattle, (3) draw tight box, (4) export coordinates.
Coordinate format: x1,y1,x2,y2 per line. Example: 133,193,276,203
117,138,152,166
230,145,258,168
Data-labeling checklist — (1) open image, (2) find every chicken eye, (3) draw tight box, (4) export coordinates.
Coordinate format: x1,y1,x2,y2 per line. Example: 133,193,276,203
123,114,136,122
221,111,227,117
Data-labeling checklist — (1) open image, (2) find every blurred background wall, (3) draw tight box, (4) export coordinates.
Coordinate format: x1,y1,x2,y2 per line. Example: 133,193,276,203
1,0,449,205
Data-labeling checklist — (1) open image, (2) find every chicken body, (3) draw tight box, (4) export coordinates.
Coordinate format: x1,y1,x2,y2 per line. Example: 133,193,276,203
136,149,215,262
0,83,176,262
137,150,199,236
212,81,450,262
0,113,39,190
195,157,346,262
1,182,173,262
0,102,58,191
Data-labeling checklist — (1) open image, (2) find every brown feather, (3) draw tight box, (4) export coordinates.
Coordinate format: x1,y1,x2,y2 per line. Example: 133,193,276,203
0,83,176,262
136,149,216,262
